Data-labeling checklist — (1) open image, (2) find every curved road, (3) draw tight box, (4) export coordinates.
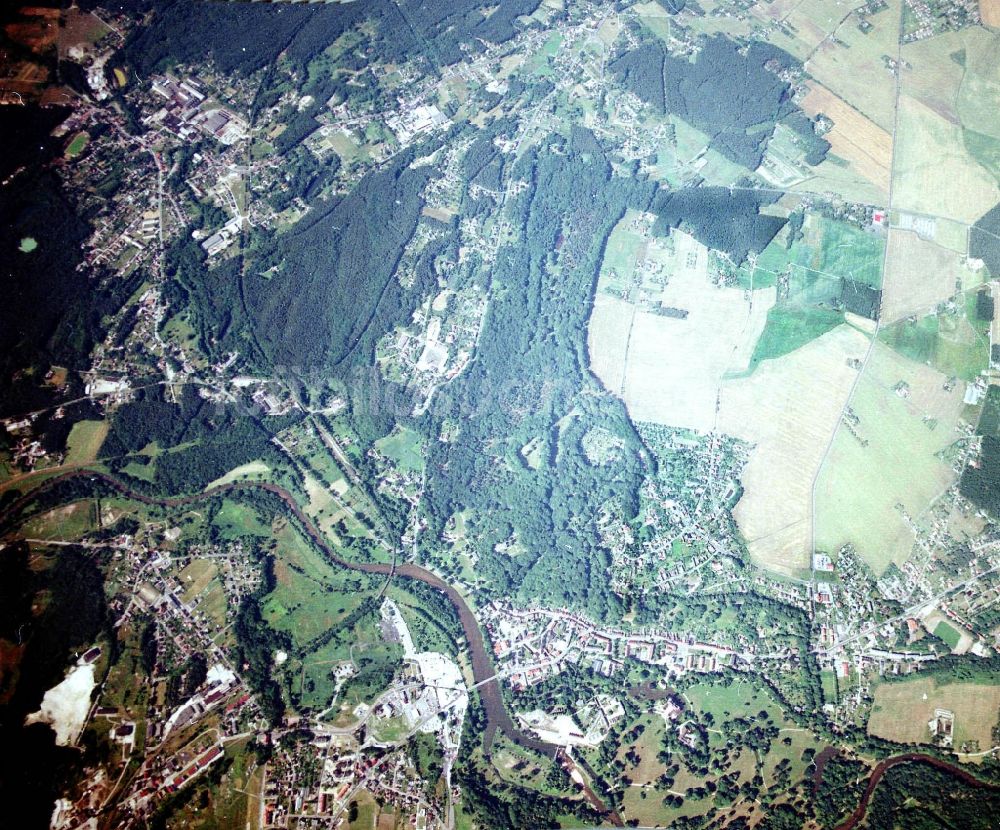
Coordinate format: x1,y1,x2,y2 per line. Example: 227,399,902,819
0,470,623,825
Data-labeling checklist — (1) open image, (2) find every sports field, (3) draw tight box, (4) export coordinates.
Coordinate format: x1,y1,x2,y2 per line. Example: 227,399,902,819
65,132,89,159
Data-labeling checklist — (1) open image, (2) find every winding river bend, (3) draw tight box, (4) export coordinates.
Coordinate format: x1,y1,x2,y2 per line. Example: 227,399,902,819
814,749,1000,830
1,471,623,825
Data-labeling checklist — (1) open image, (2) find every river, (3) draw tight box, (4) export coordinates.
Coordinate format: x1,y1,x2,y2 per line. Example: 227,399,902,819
1,470,622,824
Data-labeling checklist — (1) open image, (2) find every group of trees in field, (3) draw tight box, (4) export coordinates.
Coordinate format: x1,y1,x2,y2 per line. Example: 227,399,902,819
233,552,290,727
971,201,1000,277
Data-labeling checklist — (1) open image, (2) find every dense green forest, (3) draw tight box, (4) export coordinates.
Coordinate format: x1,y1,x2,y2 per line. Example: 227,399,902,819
242,148,436,376
971,201,1000,277
420,127,654,619
610,35,823,170
864,762,1000,829
961,387,1000,514
651,186,786,263
0,107,142,417
119,0,543,80
99,385,294,494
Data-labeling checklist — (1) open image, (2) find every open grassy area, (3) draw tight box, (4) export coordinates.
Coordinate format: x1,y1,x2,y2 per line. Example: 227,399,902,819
374,426,424,473
686,677,787,727
815,340,966,573
205,459,271,489
178,558,219,602
64,419,108,466
212,498,272,538
748,306,844,370
21,499,98,540
868,675,1000,751
491,732,578,798
261,521,371,647
346,789,378,830
597,210,648,295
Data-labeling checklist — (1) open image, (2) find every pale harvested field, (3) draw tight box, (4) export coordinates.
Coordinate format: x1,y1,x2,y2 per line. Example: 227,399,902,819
900,30,969,124
752,0,839,48
981,0,1000,28
957,27,1000,139
619,232,774,431
869,677,1000,751
806,0,901,131
880,229,965,324
800,82,891,197
892,95,1000,223
814,342,965,572
717,325,871,573
588,293,634,396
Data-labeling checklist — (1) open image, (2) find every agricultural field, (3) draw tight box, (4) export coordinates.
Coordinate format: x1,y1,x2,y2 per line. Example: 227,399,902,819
803,0,902,131
983,0,1000,27
893,94,1000,224
718,324,871,573
868,675,1000,752
591,226,774,432
814,342,966,573
879,297,989,382
747,306,844,371
801,214,885,290
880,228,982,323
799,82,892,199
